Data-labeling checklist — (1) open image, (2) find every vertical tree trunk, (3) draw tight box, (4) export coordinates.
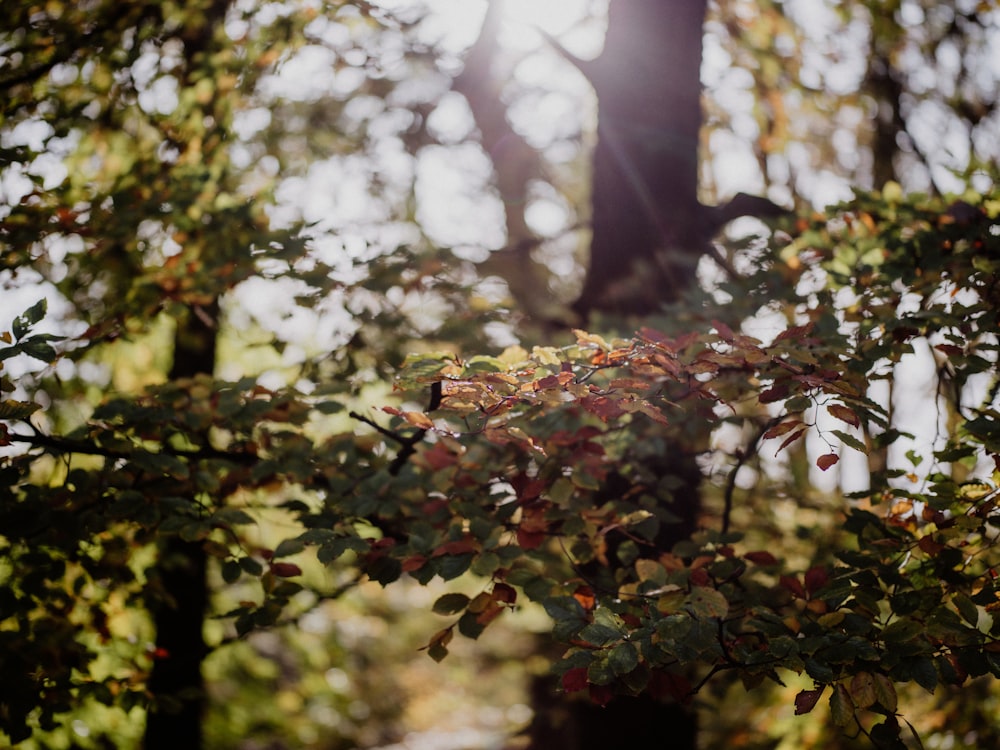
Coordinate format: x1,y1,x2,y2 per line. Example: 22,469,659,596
530,3,709,748
575,0,709,316
143,302,217,750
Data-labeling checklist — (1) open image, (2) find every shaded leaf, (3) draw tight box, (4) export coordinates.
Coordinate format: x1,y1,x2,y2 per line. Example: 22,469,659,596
432,593,471,615
794,687,824,715
829,683,855,727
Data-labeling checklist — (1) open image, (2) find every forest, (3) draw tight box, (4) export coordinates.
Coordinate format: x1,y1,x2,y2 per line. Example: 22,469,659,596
2,0,1000,748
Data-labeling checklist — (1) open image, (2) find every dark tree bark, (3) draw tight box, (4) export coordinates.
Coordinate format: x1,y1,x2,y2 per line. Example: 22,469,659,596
143,302,217,750
575,0,708,315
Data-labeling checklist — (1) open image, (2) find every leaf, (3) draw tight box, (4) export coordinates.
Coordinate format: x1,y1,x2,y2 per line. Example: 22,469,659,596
492,583,517,605
562,667,590,693
221,560,242,584
794,687,824,715
873,673,898,712
273,538,306,558
0,400,42,420
579,623,622,646
829,683,855,727
401,410,434,429
816,453,840,471
608,642,640,676
774,427,807,455
12,298,47,340
744,550,779,566
432,593,471,615
685,587,728,619
424,627,453,662
803,567,830,595
763,420,802,440
759,382,790,403
830,429,869,455
827,403,861,427
270,562,302,578
239,557,264,576
849,671,877,709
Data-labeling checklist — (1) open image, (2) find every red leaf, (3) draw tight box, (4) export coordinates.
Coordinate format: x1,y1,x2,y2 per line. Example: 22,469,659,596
780,575,806,599
516,528,546,550
745,551,779,566
817,453,840,471
432,537,478,557
270,562,302,578
775,323,815,342
804,566,829,595
712,319,735,341
794,687,824,715
562,667,590,693
774,427,807,455
401,555,428,572
589,685,615,707
759,382,790,403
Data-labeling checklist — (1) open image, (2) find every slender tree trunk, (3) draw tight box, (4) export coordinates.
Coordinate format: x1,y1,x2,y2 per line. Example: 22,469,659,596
143,302,217,750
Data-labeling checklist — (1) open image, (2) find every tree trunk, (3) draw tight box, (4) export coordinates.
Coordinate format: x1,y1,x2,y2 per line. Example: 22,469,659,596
573,0,709,317
529,2,710,748
143,301,217,750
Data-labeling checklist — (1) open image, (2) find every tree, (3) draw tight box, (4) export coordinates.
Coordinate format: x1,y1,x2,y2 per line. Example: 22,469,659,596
2,2,1000,749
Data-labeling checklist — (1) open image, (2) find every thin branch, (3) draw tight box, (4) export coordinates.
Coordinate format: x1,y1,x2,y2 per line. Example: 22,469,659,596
721,417,781,535
8,430,257,465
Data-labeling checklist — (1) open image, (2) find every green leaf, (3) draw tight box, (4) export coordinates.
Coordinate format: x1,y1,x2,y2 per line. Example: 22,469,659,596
579,623,622,647
432,593,471,615
367,556,403,586
830,429,869,455
239,557,264,576
221,559,242,584
273,538,306,559
953,593,980,627
829,683,855,727
12,299,47,340
437,553,473,581
608,641,640,676
881,618,924,643
685,587,728,619
19,338,58,362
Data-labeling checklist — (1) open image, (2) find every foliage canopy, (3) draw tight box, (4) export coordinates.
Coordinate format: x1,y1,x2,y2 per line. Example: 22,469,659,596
2,1,1000,748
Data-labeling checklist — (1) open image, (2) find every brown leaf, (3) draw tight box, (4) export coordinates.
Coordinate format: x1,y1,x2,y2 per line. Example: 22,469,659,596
827,403,860,427
849,671,877,709
763,419,802,440
817,453,840,471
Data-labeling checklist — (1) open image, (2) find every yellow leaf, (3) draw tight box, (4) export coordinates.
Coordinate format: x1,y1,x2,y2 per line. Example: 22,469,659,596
402,411,434,430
